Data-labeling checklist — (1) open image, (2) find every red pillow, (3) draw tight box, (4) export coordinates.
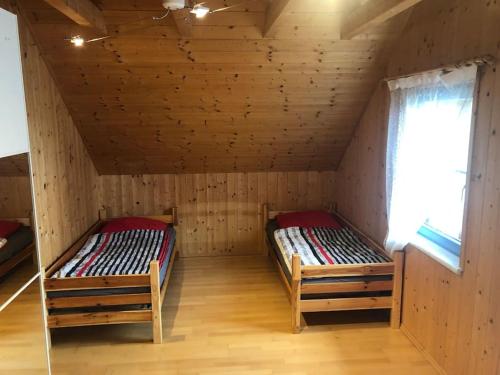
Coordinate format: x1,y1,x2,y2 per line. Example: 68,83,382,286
276,211,342,229
100,217,167,233
0,220,21,238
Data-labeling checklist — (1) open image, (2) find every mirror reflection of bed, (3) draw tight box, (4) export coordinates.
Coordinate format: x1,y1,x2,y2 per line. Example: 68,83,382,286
0,153,38,306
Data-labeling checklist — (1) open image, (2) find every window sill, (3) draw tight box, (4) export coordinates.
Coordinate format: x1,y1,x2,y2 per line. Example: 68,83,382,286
409,234,463,275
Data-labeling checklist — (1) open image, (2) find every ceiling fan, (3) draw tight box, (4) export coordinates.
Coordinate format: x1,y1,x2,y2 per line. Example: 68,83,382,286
155,0,235,19
69,0,247,47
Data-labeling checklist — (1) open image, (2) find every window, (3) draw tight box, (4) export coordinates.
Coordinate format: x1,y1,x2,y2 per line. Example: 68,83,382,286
407,92,473,256
384,66,477,264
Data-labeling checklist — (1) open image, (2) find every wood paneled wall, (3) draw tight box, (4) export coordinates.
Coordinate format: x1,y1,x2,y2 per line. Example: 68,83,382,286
334,0,500,374
0,177,32,218
99,171,335,257
0,154,32,219
0,1,100,267
334,82,389,245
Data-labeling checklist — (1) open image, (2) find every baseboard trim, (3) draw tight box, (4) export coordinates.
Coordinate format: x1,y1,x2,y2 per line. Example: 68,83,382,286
400,324,447,375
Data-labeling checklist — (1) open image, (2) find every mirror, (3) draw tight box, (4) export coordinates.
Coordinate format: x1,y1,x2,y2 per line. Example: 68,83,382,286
0,152,39,307
0,7,30,158
0,276,50,374
0,6,51,374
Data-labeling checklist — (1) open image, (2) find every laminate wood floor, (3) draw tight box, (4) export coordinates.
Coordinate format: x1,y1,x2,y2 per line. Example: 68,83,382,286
50,256,437,375
0,258,37,306
0,278,49,374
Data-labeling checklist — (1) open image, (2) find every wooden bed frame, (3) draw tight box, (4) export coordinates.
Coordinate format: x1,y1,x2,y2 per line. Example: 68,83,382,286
43,207,178,344
0,217,36,279
262,204,404,333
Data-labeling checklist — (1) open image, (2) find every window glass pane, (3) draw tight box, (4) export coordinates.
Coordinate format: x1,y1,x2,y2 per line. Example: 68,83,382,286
405,91,473,243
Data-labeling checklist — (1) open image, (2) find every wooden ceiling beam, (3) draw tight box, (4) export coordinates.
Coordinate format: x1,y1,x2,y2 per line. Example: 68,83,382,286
172,8,193,38
263,0,294,38
43,0,107,34
341,0,423,40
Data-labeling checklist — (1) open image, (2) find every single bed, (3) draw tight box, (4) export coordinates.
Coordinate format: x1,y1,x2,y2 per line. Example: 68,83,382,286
262,204,404,333
43,208,178,344
0,217,35,279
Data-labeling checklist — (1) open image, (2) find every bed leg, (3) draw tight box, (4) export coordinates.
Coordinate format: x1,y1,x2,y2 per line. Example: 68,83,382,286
265,237,272,257
32,248,39,272
150,261,163,344
171,207,178,226
262,204,269,256
46,328,52,350
390,250,404,329
291,254,302,334
39,270,52,351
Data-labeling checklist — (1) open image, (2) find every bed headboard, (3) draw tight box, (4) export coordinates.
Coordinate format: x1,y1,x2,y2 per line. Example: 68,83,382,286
267,209,293,220
98,207,178,226
262,203,336,221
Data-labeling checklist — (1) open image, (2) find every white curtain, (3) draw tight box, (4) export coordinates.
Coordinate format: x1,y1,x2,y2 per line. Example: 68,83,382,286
384,66,478,253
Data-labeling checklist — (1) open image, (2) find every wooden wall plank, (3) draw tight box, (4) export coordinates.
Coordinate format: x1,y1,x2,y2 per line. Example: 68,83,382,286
98,171,335,257
0,176,32,218
334,1,500,374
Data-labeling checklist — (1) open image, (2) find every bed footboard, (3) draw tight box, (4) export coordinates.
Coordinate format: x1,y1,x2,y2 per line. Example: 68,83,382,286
44,255,177,344
150,261,162,344
291,254,302,333
390,250,404,329
45,268,156,327
288,253,396,333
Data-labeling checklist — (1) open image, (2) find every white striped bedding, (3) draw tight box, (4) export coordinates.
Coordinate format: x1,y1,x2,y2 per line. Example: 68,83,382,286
274,226,391,272
52,227,174,278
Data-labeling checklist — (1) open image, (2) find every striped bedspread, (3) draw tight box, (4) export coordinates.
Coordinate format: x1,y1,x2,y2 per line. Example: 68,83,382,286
52,227,174,278
274,227,390,269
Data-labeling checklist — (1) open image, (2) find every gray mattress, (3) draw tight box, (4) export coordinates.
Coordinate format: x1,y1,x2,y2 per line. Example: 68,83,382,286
0,226,33,264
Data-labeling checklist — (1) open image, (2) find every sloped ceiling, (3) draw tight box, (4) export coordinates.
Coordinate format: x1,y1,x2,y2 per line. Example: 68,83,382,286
18,0,407,175
0,153,30,177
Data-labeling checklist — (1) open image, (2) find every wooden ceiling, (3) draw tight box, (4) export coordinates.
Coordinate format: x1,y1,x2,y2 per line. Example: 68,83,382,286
17,0,416,175
0,153,30,177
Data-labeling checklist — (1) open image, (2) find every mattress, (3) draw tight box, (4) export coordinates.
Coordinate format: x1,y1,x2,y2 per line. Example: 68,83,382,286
47,236,176,313
0,226,33,264
52,226,175,278
266,220,392,287
275,226,391,271
47,231,176,300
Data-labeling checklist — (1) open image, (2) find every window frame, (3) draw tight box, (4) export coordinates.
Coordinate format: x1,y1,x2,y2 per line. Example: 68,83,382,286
417,224,461,256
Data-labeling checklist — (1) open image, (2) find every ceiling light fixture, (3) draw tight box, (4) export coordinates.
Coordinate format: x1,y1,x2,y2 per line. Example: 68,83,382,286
68,35,111,47
70,36,85,47
190,5,210,18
